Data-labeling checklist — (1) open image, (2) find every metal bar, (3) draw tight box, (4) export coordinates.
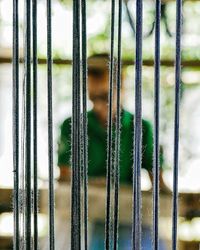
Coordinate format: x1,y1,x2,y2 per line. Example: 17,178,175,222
152,0,161,247
132,0,143,247
172,0,182,248
32,0,38,249
12,0,20,248
113,0,123,249
71,0,81,248
24,0,32,248
81,0,88,248
105,0,116,249
47,0,55,249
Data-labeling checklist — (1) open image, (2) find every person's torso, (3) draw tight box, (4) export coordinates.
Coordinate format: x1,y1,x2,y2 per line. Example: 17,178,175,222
87,110,134,183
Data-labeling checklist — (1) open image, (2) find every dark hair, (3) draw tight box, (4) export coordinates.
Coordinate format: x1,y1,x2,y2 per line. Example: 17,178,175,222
88,53,110,78
88,67,107,78
87,53,124,84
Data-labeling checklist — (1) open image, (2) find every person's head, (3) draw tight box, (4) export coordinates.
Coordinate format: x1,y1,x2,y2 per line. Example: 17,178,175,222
88,53,124,124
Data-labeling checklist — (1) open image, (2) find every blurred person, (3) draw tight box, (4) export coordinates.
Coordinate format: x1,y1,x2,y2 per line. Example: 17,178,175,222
57,53,167,249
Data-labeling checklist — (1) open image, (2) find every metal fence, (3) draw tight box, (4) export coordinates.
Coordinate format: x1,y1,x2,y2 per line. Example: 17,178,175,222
12,0,182,249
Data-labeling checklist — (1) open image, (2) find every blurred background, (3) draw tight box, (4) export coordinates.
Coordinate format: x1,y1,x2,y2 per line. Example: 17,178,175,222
0,0,200,249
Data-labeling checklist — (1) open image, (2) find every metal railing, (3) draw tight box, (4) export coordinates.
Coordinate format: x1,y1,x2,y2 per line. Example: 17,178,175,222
12,0,182,249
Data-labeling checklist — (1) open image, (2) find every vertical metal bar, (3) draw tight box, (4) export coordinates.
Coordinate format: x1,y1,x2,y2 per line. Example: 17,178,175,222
47,0,55,249
25,0,32,248
71,0,81,249
12,0,20,248
113,0,122,249
132,0,143,248
32,0,38,249
21,76,26,249
81,0,88,248
105,0,116,249
152,0,161,248
172,0,182,248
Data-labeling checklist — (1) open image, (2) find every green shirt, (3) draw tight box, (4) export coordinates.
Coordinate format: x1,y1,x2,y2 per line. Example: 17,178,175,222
58,109,158,184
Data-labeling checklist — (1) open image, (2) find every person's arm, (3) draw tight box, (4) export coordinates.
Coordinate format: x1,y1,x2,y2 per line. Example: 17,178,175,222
148,170,171,193
142,120,170,193
59,166,71,182
57,119,72,182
